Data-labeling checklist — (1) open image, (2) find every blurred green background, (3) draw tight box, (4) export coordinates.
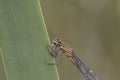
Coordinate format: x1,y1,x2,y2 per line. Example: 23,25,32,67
40,0,120,80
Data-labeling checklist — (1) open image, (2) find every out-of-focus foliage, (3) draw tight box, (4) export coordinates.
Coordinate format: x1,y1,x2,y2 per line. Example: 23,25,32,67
40,0,120,80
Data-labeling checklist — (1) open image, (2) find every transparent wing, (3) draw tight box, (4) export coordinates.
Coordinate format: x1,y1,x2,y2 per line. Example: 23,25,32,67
72,53,100,80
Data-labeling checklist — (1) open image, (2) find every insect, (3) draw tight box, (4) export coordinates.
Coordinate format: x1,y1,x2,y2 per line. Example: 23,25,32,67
50,37,100,80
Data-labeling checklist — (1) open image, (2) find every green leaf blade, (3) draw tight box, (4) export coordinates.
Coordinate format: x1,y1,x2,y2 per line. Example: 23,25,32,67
0,0,59,80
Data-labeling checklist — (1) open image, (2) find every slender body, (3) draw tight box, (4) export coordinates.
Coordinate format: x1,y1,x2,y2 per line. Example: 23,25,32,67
50,37,100,80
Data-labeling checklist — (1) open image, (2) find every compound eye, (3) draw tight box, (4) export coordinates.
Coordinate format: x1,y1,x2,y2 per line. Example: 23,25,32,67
52,42,57,45
55,37,62,43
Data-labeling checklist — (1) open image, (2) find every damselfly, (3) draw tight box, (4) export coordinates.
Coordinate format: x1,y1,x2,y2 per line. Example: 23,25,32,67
50,37,100,80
